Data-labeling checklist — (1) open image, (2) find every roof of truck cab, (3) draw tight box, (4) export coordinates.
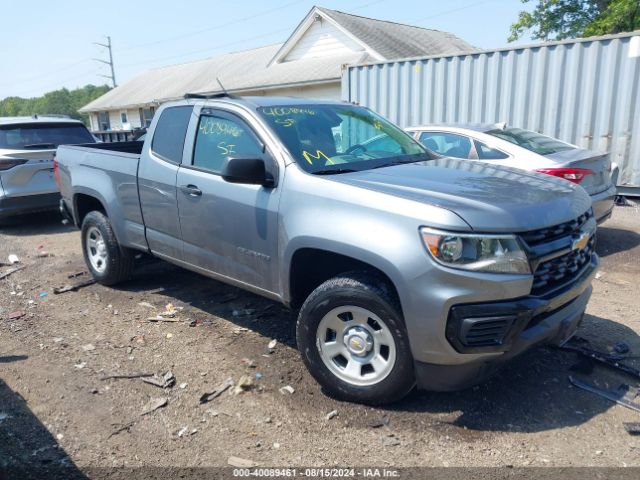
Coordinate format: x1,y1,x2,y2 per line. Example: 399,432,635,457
0,116,83,126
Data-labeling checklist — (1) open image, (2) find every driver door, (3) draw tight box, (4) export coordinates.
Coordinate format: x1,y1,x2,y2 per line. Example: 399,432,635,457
176,109,281,294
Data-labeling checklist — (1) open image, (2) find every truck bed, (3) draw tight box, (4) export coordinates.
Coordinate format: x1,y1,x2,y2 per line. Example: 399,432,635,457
69,140,144,155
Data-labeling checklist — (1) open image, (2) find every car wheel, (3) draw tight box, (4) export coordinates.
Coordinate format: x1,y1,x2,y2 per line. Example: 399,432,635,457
296,271,415,405
81,211,134,285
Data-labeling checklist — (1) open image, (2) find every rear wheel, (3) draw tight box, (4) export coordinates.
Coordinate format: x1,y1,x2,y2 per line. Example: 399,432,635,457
81,211,134,285
296,272,415,405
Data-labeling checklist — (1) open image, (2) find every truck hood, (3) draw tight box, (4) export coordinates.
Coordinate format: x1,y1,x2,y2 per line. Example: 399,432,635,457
330,158,592,232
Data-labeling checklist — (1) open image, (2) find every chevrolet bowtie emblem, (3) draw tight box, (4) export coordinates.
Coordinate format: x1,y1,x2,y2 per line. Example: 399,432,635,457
572,231,591,251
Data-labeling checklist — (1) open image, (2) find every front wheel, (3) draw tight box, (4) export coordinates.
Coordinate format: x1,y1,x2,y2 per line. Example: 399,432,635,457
296,272,415,405
81,211,134,285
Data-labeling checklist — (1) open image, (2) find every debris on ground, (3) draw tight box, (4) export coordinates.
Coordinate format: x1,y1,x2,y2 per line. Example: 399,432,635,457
39,292,48,298
141,397,168,416
199,378,234,404
141,371,176,389
382,436,401,447
623,422,640,435
255,373,262,380
0,266,26,280
561,342,640,380
179,382,187,389
67,271,87,279
177,426,189,437
6,311,26,320
166,333,174,339
569,376,640,413
37,251,53,258
370,415,390,428
53,279,96,294
232,327,249,334
107,420,135,439
279,385,295,395
232,375,253,395
241,358,256,368
81,344,96,352
227,456,258,468
74,362,86,369
325,410,338,420
100,372,154,381
147,315,181,323
8,254,19,264
267,339,277,351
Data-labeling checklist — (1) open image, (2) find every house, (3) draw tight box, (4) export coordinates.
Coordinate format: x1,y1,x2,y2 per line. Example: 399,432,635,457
80,5,474,139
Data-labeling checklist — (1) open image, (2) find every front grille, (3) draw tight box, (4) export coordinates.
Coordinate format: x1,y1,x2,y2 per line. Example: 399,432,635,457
519,209,595,296
531,235,595,295
520,210,593,246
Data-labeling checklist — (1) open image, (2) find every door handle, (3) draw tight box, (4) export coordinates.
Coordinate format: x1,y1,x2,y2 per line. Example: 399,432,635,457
180,184,202,197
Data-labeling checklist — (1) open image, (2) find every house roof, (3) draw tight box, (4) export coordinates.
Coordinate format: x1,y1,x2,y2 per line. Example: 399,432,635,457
80,6,475,113
315,7,474,59
80,44,367,112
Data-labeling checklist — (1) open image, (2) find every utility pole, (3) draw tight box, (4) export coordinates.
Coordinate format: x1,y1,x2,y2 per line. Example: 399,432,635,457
93,36,117,87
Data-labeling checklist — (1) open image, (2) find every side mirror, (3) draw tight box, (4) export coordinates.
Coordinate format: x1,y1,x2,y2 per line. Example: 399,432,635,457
220,156,274,187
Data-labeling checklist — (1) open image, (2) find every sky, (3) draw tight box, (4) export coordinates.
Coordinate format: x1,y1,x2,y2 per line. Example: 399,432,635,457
0,0,533,99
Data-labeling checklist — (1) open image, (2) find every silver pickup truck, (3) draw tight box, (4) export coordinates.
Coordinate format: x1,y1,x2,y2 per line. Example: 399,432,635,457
57,95,598,404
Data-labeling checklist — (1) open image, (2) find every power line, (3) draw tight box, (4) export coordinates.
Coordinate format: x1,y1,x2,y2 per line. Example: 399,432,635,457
119,0,309,52
411,0,498,23
119,0,389,71
93,36,117,87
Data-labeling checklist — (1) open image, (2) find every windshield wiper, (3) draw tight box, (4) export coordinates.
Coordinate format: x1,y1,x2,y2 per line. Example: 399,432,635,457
312,168,358,175
371,158,427,170
22,143,57,149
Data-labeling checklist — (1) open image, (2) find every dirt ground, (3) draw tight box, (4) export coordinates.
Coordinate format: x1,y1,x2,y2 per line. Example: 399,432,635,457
1,203,640,474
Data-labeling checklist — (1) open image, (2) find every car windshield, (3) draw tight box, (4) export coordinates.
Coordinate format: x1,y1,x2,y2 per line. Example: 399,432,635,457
257,104,431,174
0,123,95,149
485,127,573,155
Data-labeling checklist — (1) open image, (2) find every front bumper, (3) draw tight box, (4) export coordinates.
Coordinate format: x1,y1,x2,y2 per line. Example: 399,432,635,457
413,254,597,391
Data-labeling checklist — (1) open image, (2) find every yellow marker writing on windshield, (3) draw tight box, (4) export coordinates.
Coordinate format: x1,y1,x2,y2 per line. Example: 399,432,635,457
302,150,334,165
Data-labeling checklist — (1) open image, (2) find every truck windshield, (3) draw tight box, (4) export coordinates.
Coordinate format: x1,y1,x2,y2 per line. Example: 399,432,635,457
485,127,574,155
0,123,95,149
257,104,431,174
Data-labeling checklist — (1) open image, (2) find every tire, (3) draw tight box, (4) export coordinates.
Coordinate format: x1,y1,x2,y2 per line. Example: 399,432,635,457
296,271,415,405
81,211,134,285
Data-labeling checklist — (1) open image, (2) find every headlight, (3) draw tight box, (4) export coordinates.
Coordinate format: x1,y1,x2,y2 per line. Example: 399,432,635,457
420,227,531,274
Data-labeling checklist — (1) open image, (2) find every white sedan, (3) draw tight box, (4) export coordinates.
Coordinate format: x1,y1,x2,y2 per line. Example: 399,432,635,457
406,124,617,224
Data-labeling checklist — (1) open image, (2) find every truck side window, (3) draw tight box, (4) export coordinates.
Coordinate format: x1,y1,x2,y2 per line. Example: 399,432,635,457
151,106,193,163
192,115,263,174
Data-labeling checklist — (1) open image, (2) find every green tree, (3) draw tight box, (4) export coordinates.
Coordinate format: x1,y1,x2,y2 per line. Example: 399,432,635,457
509,0,640,42
0,84,111,125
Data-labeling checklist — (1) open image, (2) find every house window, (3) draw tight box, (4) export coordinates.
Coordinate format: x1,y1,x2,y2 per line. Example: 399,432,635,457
120,111,129,124
98,111,110,131
140,106,155,128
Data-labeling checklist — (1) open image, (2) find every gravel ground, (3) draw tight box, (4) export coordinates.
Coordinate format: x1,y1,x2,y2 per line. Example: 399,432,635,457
0,204,639,475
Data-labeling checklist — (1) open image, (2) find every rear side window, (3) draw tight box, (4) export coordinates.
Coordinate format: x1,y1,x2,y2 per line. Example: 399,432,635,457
474,140,509,160
151,106,193,163
192,114,263,174
419,132,472,159
0,123,95,149
486,127,573,155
